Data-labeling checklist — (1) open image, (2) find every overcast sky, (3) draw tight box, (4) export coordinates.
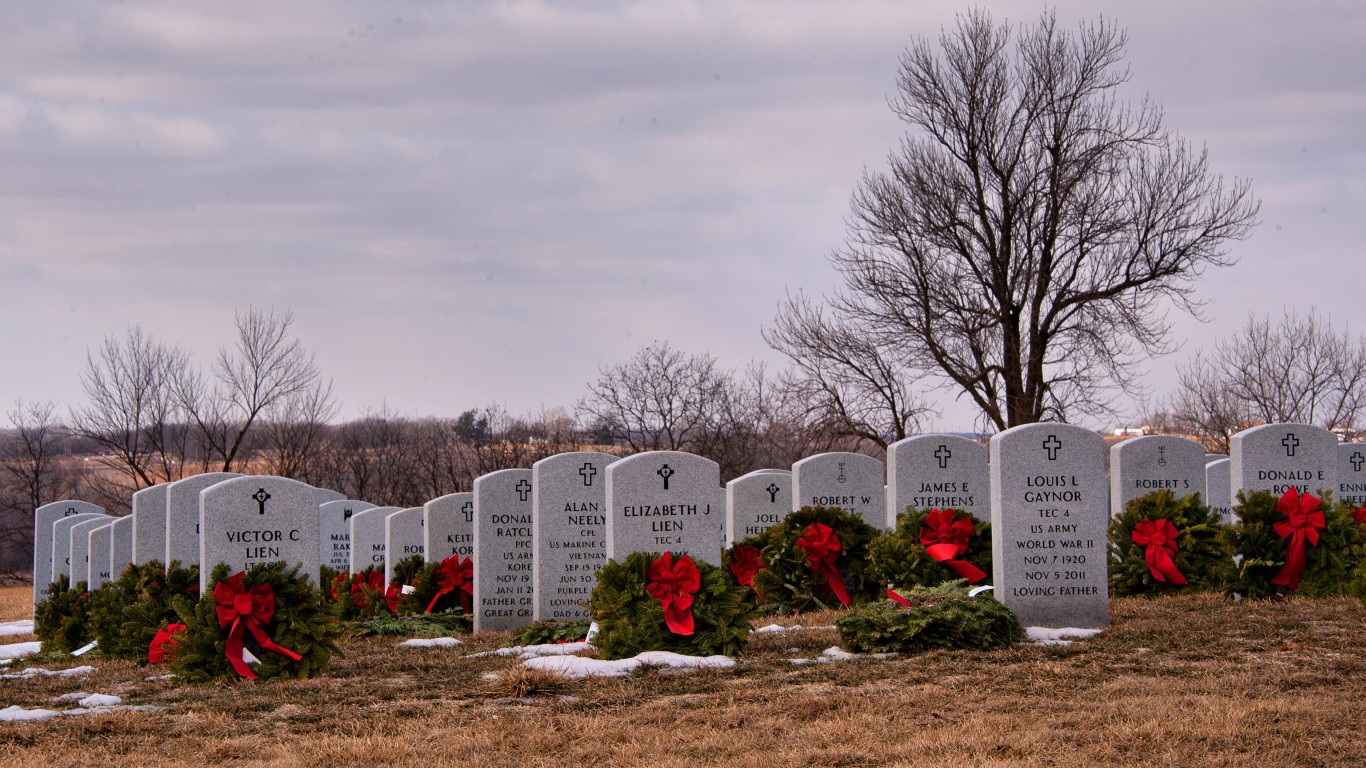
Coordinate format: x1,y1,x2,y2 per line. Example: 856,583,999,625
1,1,1362,431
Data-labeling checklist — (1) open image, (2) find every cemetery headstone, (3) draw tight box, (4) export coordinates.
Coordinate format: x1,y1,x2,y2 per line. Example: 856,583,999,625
886,435,988,527
33,501,105,605
131,485,169,566
87,523,116,590
606,451,725,566
384,507,426,587
1230,423,1336,500
68,517,111,587
424,492,473,561
532,451,616,622
50,512,108,585
319,500,374,574
1109,435,1207,517
349,506,401,573
725,469,791,545
315,488,346,504
1206,458,1232,525
1205,453,1227,463
791,452,886,528
1337,443,1366,507
472,468,535,633
990,423,1109,629
199,475,321,592
111,515,134,576
166,472,241,568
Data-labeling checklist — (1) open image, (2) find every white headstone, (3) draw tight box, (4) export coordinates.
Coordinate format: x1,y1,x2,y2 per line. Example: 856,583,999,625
315,487,346,505
68,517,111,587
424,492,474,562
319,500,374,573
131,485,169,566
886,435,989,527
1109,435,1208,517
1206,458,1233,525
384,507,426,587
725,469,791,545
349,506,401,573
532,451,616,622
605,451,725,567
1337,443,1366,508
50,512,108,585
198,476,321,592
1230,423,1336,500
33,501,105,604
111,515,134,576
472,469,535,633
87,523,116,590
791,452,886,528
166,472,241,568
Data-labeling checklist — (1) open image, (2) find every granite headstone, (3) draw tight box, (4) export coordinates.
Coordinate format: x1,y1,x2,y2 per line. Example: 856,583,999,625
886,435,989,527
111,515,134,576
50,512,107,585
725,469,791,546
1109,435,1207,517
472,468,535,633
131,485,169,566
424,492,474,562
315,488,346,505
606,451,725,567
384,507,426,586
166,472,241,568
68,517,111,587
349,506,401,573
791,452,886,528
86,522,116,590
1206,458,1233,525
532,451,616,621
199,475,321,592
1230,423,1336,499
319,500,374,573
33,501,105,604
1337,443,1366,507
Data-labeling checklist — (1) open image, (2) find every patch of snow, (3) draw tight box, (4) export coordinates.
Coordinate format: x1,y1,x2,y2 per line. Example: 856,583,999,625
472,641,595,660
0,701,161,722
79,694,121,708
788,646,897,665
522,651,736,679
821,646,856,661
397,637,462,649
479,673,499,681
0,665,95,680
0,705,64,722
1021,627,1104,646
0,642,42,661
144,675,174,681
751,624,836,635
0,620,34,637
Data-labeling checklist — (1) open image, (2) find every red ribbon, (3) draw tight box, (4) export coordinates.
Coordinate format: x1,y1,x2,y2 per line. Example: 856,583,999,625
886,587,911,607
646,552,701,635
427,555,474,614
384,583,400,613
1271,489,1326,592
1130,518,1188,585
729,545,762,588
796,523,850,606
148,623,186,664
213,572,303,680
1353,507,1366,528
919,509,987,584
349,570,385,609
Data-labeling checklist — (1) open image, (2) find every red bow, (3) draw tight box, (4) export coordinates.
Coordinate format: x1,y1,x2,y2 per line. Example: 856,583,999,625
384,583,400,613
729,545,762,589
1130,518,1188,585
213,572,302,680
646,552,701,635
1353,507,1366,527
427,555,474,614
796,523,850,606
1271,489,1326,592
919,509,987,584
349,570,385,609
148,623,186,664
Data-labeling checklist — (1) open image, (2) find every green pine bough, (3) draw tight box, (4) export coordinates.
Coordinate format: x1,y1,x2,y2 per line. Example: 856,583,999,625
836,581,1024,654
1107,491,1235,596
510,619,592,646
589,551,754,659
1225,490,1366,599
87,560,200,661
34,574,92,654
169,561,342,683
868,507,992,590
749,506,883,613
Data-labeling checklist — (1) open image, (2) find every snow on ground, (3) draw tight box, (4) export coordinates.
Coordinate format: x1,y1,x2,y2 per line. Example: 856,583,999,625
522,650,736,679
751,624,838,635
397,637,462,649
471,641,595,660
788,646,898,665
1022,627,1104,646
0,696,162,723
0,666,95,680
0,620,34,637
0,642,42,661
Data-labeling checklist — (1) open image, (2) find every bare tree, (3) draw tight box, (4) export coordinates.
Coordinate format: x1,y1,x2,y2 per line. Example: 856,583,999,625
0,401,83,579
1169,311,1366,449
259,379,339,481
771,10,1258,431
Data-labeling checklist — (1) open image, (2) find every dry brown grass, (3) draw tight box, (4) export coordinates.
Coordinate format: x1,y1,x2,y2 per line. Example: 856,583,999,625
0,588,31,624
1,588,1364,767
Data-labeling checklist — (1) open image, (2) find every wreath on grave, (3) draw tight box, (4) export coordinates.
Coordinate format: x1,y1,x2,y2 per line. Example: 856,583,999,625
721,543,764,604
34,574,93,654
1225,489,1366,599
1108,490,1234,596
589,551,754,659
169,561,342,683
87,560,200,662
511,618,592,646
867,507,992,591
749,506,883,613
332,566,396,621
388,556,474,633
836,580,1024,654
387,555,431,614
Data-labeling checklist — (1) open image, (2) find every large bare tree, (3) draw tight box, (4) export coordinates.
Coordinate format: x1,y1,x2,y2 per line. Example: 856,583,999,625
770,10,1258,431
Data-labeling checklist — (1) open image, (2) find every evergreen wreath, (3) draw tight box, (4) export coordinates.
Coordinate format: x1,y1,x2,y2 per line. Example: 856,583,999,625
721,542,764,605
868,507,992,590
169,562,342,683
34,574,92,654
589,551,754,659
836,580,1024,654
749,506,883,613
1226,489,1366,599
392,557,472,629
387,555,429,614
333,566,395,621
1107,490,1233,596
87,560,200,661
510,619,592,646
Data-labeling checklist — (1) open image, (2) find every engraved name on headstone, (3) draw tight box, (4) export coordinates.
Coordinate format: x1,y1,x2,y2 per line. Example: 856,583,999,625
726,469,791,545
1337,443,1366,507
1206,458,1233,525
532,452,616,622
1109,435,1208,517
87,522,116,590
319,500,374,573
33,501,104,604
472,469,535,633
349,506,401,573
886,435,988,527
199,475,321,593
131,485,169,566
1230,423,1336,500
791,452,886,529
424,492,474,562
990,423,1109,629
166,472,241,569
384,507,426,587
50,512,108,585
606,451,725,567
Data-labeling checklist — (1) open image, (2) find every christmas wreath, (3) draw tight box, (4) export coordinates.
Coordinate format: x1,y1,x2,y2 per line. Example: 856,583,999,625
510,619,592,646
721,543,764,604
1108,490,1234,596
34,574,92,654
87,560,200,661
332,566,396,621
1226,489,1366,599
749,506,882,613
589,551,753,659
868,507,992,591
836,580,1024,653
169,562,342,683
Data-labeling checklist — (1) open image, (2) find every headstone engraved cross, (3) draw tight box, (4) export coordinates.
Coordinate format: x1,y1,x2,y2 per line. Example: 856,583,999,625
935,445,952,469
766,483,780,502
608,451,724,566
252,488,271,514
472,468,535,632
199,475,321,593
1043,435,1063,461
33,501,105,605
1352,452,1365,473
1337,443,1366,507
579,463,598,486
532,451,615,622
886,435,988,528
424,492,474,562
1231,423,1335,500
657,464,674,490
1283,433,1300,457
725,469,791,546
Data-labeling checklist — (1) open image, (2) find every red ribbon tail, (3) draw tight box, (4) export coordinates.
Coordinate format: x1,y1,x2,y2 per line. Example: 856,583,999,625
244,618,303,664
662,604,694,636
820,562,850,606
1271,532,1307,591
426,585,453,614
224,618,257,680
887,587,911,607
944,559,987,584
1154,551,1188,586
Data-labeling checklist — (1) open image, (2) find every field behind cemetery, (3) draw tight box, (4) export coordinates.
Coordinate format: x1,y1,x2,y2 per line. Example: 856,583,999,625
1,589,1364,767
